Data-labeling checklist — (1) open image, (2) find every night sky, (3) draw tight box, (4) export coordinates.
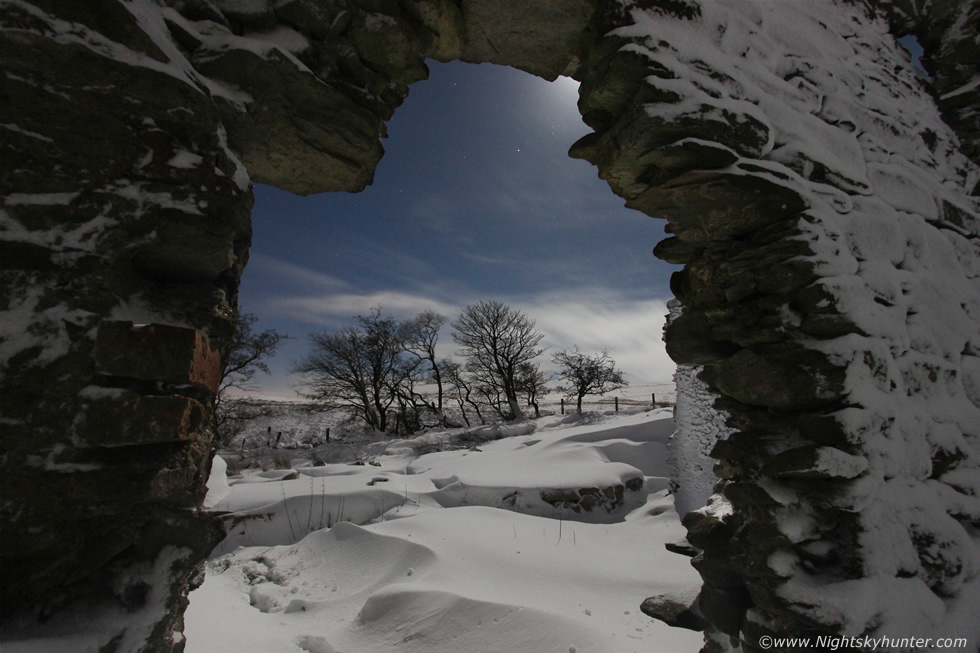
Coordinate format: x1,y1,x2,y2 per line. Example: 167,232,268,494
239,60,679,397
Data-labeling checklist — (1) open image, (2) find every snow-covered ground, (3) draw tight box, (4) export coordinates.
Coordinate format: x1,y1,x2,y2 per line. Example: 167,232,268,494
185,408,702,653
221,383,677,450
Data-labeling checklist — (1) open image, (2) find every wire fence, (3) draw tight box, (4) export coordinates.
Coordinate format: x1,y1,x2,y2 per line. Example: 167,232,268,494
536,383,677,415
222,383,679,453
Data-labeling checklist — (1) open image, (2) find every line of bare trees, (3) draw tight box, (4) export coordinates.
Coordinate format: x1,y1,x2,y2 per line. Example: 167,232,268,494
291,300,628,437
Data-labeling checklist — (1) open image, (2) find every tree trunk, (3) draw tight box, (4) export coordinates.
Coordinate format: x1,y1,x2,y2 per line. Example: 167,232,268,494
507,396,523,420
432,364,444,413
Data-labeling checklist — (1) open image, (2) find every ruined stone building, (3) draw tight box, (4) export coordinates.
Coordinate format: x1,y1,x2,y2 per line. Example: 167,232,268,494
1,0,978,651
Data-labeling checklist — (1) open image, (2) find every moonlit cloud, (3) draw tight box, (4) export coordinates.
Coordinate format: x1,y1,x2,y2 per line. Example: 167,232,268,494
409,193,471,243
479,162,613,232
248,253,352,293
510,288,675,385
272,292,460,327
249,255,460,326
249,255,674,392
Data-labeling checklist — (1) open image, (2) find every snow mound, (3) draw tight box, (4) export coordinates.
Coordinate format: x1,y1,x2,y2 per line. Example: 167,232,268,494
185,411,702,653
211,475,412,552
356,586,596,653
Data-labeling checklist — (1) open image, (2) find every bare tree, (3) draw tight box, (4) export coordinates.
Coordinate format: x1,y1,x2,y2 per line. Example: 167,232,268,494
516,361,549,419
389,355,432,435
452,301,544,420
440,358,483,427
401,310,447,420
214,313,288,444
552,346,627,413
294,308,404,433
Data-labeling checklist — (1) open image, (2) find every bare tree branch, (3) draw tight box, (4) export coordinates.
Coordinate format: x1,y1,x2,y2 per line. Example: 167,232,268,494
214,313,289,444
452,301,544,420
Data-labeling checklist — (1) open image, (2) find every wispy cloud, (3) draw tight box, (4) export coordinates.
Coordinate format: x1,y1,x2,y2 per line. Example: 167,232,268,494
477,157,612,232
253,258,674,386
509,288,675,385
248,253,353,293
247,255,462,326
408,192,476,247
273,292,461,327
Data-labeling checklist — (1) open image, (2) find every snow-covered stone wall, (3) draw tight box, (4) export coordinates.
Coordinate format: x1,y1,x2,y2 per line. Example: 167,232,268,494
0,0,597,649
1,0,978,651
572,1,980,650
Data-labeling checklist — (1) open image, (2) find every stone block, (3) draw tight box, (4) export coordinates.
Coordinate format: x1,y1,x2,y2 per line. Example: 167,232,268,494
74,389,207,447
627,171,807,246
682,507,734,551
131,212,237,283
698,582,749,638
348,8,429,85
640,588,706,631
195,44,386,195
652,236,703,265
400,0,465,61
460,0,594,80
95,321,221,394
706,345,846,411
762,445,868,480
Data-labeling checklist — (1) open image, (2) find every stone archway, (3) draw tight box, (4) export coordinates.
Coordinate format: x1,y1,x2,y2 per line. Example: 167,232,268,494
1,1,978,651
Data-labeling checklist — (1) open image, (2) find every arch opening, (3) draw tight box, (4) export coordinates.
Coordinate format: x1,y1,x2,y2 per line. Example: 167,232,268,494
238,59,677,400
1,1,979,652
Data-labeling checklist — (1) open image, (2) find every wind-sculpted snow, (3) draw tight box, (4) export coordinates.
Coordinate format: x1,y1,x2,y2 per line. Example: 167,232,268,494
208,409,674,554
185,410,701,653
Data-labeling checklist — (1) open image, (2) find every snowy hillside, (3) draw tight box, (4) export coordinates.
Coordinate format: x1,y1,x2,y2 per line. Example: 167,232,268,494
185,408,701,653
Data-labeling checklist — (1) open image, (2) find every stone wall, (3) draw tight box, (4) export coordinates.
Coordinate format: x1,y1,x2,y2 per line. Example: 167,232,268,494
0,0,597,649
576,1,980,650
1,0,978,651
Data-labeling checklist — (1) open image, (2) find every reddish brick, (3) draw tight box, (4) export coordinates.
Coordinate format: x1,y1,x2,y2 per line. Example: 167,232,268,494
94,321,221,394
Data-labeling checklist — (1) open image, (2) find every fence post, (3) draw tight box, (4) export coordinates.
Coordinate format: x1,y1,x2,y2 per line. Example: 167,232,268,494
652,392,656,406
615,396,619,412
561,398,565,415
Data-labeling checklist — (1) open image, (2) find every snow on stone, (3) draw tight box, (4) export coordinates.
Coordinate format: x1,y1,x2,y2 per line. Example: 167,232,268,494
110,181,206,216
668,364,730,517
0,122,54,142
615,0,980,644
0,289,82,369
248,25,312,56
216,124,251,191
2,545,195,653
203,455,231,509
166,150,204,169
17,0,204,92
